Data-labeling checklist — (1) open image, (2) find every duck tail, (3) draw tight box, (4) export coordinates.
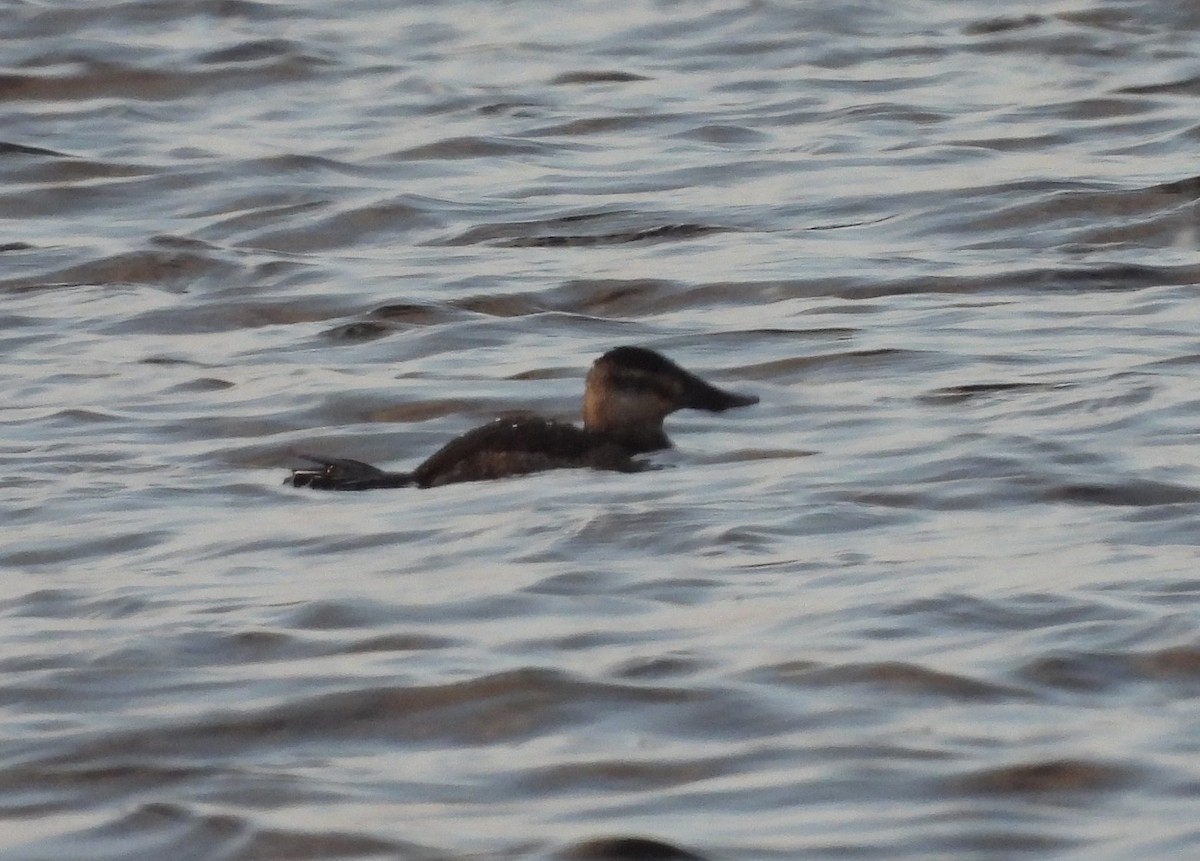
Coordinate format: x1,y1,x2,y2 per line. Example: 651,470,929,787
288,455,414,491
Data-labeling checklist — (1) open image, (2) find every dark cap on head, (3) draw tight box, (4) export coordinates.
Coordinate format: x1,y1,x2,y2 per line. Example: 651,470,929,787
596,346,759,412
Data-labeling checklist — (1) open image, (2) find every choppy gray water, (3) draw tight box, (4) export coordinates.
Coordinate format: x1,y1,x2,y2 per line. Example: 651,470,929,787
4,1,1200,859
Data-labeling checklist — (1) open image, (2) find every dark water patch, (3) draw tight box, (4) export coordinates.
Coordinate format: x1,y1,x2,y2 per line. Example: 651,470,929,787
322,320,398,342
1140,352,1200,370
4,800,417,861
0,764,221,818
197,203,335,248
887,592,1132,637
104,295,358,334
11,0,287,33
34,669,720,764
998,264,1189,293
0,171,191,225
3,530,167,569
0,141,73,158
669,275,958,302
507,364,575,382
560,836,706,861
837,458,1047,514
594,575,725,607
1128,579,1200,602
501,223,729,248
281,390,488,435
230,826,432,861
233,198,444,253
670,124,769,146
516,756,728,796
195,630,298,663
528,115,669,137
920,382,1067,404
960,16,1134,61
916,828,1080,856
660,326,858,349
456,277,877,320
196,38,310,65
1043,96,1157,124
550,71,653,85
523,278,677,316
1117,74,1200,97
0,649,92,674
517,631,660,654
397,136,553,161
92,629,308,670
611,655,710,681
368,398,488,423
148,233,221,251
370,302,452,325
1019,653,1137,694
239,153,379,179
522,569,626,597
741,349,931,381
138,355,213,367
958,180,1200,250
0,156,152,188
280,600,399,631
0,247,242,294
963,14,1047,36
0,56,330,104
189,192,327,227
441,210,732,248
1024,379,1157,416
77,592,161,620
323,300,470,339
1042,480,1200,507
1151,175,1200,198
1134,646,1200,682
0,589,89,619
167,376,236,393
1020,646,1200,695
844,490,929,510
952,759,1134,796
448,292,544,317
1076,209,1200,247
477,99,545,117
335,633,458,655
755,660,1019,702
47,408,122,424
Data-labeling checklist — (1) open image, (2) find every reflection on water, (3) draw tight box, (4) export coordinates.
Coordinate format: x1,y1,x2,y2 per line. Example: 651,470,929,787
3,1,1200,859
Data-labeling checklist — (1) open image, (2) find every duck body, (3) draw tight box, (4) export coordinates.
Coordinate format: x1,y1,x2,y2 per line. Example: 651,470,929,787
289,346,757,491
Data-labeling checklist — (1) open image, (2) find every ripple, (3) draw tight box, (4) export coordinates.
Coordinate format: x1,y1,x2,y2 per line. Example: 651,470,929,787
397,136,555,161
1020,646,1200,695
1041,480,1200,507
920,382,1068,404
5,800,418,861
753,660,1021,702
550,71,653,85
440,213,733,248
952,759,1134,795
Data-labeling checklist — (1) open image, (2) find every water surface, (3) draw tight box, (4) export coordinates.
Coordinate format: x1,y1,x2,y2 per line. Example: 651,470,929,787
4,1,1200,859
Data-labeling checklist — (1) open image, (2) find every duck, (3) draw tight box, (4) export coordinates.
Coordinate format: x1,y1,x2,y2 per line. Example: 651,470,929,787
288,346,758,490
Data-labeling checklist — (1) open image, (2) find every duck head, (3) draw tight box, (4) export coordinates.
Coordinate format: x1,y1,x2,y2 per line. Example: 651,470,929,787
582,346,759,453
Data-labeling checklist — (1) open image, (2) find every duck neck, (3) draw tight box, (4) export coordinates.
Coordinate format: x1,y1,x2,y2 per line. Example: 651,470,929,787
590,421,671,454
583,394,671,452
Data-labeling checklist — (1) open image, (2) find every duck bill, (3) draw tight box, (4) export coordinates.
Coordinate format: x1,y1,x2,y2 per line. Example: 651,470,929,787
679,371,759,412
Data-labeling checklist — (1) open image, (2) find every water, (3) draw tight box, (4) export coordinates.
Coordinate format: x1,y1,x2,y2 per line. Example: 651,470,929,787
3,1,1200,858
